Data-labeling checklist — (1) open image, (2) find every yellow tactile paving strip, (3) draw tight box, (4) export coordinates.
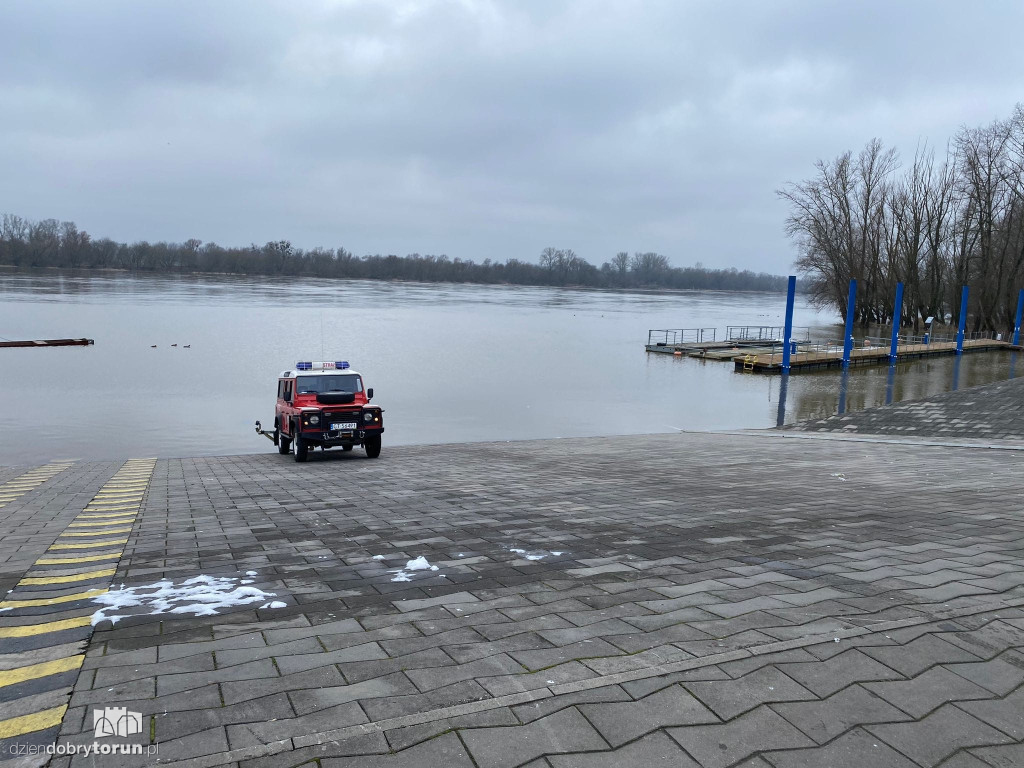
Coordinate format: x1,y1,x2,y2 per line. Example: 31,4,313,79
0,462,73,508
0,458,156,748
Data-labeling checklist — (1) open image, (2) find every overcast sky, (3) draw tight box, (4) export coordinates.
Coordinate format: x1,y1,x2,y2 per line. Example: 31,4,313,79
3,1,1022,273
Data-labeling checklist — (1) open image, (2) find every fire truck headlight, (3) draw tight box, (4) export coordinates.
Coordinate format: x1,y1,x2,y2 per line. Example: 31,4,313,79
363,411,375,423
308,415,320,425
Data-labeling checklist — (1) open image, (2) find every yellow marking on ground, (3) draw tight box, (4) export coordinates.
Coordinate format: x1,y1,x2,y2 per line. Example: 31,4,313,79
35,552,121,565
78,511,137,519
83,504,141,511
68,518,136,528
0,589,107,608
48,539,128,550
58,528,133,537
0,656,84,689
19,568,116,585
0,617,91,638
0,705,68,738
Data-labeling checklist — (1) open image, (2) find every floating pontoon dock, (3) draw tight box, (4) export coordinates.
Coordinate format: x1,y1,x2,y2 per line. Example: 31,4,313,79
733,337,1019,373
646,327,1021,374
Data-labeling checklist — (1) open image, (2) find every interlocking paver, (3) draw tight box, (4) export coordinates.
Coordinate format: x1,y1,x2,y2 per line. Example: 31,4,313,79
867,704,1015,767
957,683,1024,739
668,706,815,768
763,726,918,768
777,648,904,696
771,684,913,743
864,666,994,718
683,666,816,720
579,683,718,746
461,708,607,768
548,730,700,768
322,732,475,767
861,634,983,677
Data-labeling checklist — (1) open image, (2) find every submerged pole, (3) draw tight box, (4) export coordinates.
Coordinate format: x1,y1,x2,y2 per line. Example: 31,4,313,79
888,282,904,363
842,278,857,367
776,374,789,427
885,364,896,405
956,285,969,355
838,368,850,415
781,276,796,373
1014,289,1024,346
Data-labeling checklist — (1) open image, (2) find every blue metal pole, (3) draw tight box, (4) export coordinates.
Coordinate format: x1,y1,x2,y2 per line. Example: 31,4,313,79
888,282,904,363
781,276,796,373
956,285,969,355
842,278,857,367
1013,289,1024,346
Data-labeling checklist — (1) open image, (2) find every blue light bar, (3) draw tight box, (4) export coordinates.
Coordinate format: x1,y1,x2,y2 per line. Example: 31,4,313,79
336,361,350,369
296,361,312,370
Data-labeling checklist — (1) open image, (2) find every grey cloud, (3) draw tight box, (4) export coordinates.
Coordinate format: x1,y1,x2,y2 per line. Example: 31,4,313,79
2,0,1022,272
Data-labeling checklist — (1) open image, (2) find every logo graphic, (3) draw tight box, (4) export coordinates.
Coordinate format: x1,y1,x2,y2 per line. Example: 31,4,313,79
92,707,143,738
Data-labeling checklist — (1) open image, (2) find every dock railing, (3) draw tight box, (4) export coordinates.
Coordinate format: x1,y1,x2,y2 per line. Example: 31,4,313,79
725,325,810,342
647,328,718,346
765,339,845,366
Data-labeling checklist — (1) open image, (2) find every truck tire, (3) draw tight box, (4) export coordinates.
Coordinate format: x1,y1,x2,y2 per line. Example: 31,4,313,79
364,435,381,458
277,428,291,455
293,427,308,462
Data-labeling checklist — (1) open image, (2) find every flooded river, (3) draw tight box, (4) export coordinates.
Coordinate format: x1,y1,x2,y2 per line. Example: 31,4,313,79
0,271,1017,464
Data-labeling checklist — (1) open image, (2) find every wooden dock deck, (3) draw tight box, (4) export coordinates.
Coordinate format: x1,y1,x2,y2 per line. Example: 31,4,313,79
645,340,779,361
732,338,1020,374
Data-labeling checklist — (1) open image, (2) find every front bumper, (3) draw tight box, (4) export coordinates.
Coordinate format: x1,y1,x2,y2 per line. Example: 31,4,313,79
299,426,383,446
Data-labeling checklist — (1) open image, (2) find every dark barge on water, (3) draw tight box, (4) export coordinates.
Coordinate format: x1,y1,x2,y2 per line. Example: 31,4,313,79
0,338,94,348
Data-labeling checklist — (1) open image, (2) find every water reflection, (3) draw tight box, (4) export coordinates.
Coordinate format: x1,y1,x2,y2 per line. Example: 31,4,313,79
776,374,789,427
780,351,1015,424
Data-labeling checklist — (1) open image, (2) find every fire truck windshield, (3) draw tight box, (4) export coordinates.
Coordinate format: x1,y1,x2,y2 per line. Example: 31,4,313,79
294,374,362,395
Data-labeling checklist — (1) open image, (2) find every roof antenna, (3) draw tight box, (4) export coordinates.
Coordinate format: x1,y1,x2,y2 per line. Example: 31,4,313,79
320,312,325,359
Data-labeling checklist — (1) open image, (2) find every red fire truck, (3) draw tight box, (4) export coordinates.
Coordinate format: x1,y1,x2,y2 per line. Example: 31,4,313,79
258,361,384,462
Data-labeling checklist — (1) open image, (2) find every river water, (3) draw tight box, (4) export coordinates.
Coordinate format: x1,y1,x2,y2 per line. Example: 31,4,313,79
0,271,1018,464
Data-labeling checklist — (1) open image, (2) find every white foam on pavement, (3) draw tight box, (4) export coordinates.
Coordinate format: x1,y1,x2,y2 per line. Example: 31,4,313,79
391,555,440,582
90,574,279,625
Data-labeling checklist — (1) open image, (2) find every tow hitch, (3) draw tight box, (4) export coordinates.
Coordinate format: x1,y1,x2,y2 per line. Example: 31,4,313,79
254,421,277,444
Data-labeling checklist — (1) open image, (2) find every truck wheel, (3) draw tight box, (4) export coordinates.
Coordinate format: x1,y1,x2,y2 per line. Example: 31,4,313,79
293,429,308,462
342,445,353,452
277,429,291,455
364,436,381,459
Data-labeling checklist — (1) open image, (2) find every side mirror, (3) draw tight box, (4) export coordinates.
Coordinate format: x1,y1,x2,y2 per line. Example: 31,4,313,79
367,388,374,400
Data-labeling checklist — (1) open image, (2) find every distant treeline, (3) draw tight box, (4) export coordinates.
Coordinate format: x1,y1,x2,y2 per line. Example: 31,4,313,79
0,214,787,292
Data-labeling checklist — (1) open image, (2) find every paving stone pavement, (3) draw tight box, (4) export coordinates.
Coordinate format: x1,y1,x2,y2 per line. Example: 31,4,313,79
0,377,1023,767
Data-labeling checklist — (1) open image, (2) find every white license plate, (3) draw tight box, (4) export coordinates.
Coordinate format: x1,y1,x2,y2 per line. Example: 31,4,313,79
331,422,358,430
